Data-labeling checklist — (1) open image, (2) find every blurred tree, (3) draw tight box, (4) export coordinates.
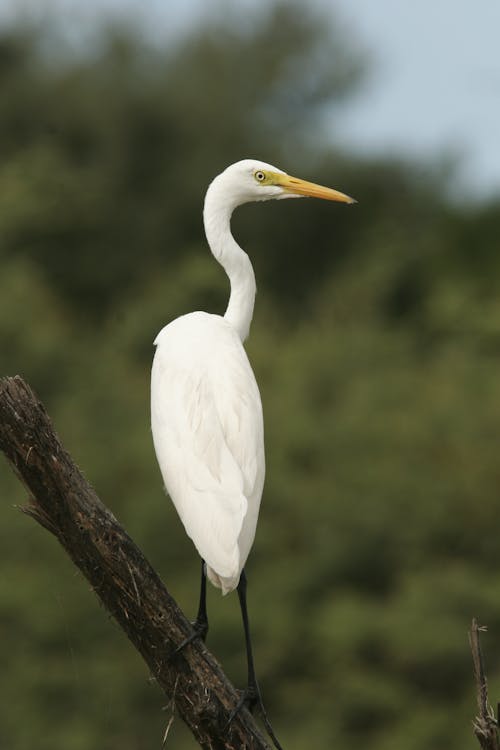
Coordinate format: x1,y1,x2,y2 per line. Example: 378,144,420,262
0,2,365,320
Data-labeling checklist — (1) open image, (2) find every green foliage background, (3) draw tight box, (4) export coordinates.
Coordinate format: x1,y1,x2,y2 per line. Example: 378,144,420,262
2,4,500,748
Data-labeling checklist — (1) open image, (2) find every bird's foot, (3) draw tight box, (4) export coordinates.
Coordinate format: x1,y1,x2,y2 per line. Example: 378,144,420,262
227,684,259,722
227,682,284,750
173,618,208,655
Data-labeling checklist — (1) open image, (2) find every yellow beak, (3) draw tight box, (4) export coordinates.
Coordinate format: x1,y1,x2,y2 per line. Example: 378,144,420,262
275,173,356,204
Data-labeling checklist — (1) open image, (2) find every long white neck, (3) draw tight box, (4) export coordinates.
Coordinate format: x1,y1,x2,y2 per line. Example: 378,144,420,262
203,184,256,342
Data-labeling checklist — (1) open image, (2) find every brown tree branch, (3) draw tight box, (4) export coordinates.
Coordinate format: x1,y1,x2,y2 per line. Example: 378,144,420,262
469,619,500,750
0,375,272,750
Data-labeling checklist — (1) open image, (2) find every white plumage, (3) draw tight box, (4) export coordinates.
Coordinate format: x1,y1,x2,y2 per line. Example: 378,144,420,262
151,311,264,593
151,159,354,595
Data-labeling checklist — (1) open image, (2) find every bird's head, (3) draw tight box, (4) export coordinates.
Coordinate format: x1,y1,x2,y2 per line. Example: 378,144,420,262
207,159,356,211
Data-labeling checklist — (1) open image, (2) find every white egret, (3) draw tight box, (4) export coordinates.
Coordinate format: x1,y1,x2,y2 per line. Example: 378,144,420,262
151,159,354,746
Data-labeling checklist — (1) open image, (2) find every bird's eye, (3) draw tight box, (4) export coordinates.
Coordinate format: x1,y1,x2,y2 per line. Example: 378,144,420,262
254,171,266,183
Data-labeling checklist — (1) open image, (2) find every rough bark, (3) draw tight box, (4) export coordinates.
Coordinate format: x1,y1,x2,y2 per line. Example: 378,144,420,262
0,375,271,750
470,619,500,750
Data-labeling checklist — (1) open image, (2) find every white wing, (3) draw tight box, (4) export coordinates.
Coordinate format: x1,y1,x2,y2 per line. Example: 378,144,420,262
151,311,265,593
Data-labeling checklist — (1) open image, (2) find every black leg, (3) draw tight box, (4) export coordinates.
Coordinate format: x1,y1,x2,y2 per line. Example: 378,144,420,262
228,569,284,750
237,569,259,706
193,558,208,638
175,559,209,652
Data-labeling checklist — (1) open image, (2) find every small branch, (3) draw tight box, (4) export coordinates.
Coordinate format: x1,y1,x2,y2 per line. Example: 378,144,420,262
0,376,271,750
469,619,500,750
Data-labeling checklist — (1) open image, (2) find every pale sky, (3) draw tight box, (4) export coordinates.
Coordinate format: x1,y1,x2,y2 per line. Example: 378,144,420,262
331,0,500,200
1,0,499,200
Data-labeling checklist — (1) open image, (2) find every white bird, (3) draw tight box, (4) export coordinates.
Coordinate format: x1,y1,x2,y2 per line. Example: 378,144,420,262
151,159,354,745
